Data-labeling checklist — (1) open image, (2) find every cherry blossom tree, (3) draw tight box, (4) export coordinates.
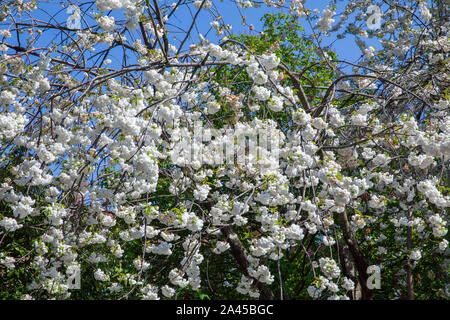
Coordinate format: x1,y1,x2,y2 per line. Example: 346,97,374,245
0,0,448,300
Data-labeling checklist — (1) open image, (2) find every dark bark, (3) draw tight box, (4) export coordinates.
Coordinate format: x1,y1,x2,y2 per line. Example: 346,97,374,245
338,242,360,300
337,211,373,300
406,225,414,300
220,225,274,300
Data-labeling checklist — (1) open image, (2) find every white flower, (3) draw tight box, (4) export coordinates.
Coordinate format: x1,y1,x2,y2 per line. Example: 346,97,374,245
368,195,385,209
161,285,175,298
327,282,339,293
0,256,15,269
322,236,335,246
419,4,432,21
302,124,317,141
210,21,220,30
0,217,23,232
169,269,189,288
372,154,390,167
36,146,55,164
0,90,16,105
112,245,124,258
86,253,109,263
409,249,422,261
268,96,283,112
364,46,376,58
194,0,212,9
108,283,123,292
439,239,448,251
97,15,116,32
45,204,69,226
100,213,116,227
261,54,280,70
331,187,351,205
252,86,271,101
408,153,431,169
193,184,211,201
319,257,340,278
351,113,367,125
94,268,109,281
307,285,322,298
149,241,173,255
12,196,35,219
133,258,150,271
247,265,274,284
0,113,27,140
293,109,311,125
285,224,304,240
316,6,335,32
253,71,268,85
311,117,327,130
342,277,355,291
39,78,51,91
213,241,230,254
207,101,221,114
96,0,130,11
209,44,227,59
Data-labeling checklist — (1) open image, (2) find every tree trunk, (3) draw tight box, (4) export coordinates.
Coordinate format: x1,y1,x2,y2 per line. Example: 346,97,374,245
406,225,414,300
337,211,373,300
220,225,274,300
339,242,360,299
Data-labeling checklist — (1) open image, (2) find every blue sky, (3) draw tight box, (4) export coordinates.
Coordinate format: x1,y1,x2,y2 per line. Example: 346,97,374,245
196,0,383,63
5,0,387,69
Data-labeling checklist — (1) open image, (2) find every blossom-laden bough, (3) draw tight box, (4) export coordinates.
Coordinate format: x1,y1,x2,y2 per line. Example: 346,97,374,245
0,0,448,300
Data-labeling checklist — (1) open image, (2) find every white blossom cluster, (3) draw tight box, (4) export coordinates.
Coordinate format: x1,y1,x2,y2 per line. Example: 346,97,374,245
0,0,448,301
